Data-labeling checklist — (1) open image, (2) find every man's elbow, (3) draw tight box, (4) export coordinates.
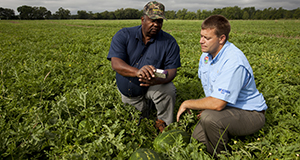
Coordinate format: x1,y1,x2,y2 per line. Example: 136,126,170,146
215,105,225,111
166,69,177,81
110,58,120,71
212,98,227,111
111,63,117,71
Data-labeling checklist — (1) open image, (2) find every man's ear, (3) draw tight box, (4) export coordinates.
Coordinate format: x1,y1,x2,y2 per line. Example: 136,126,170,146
219,34,226,44
141,16,145,22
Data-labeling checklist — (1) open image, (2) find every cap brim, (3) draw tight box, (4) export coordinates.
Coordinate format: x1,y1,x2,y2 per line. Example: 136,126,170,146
148,15,168,20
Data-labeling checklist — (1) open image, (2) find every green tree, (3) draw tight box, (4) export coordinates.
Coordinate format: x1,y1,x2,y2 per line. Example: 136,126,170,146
53,7,71,19
114,8,125,19
32,7,51,19
293,8,300,19
17,5,34,19
165,10,176,19
284,10,293,19
200,10,212,19
88,11,94,19
212,8,222,15
261,7,273,19
107,11,116,19
272,7,286,19
196,9,201,20
176,8,187,19
253,10,262,19
222,6,242,19
185,11,197,20
77,10,89,19
100,10,109,19
124,8,139,19
0,7,15,19
93,12,102,19
114,8,140,19
233,6,243,19
243,7,256,19
242,11,249,20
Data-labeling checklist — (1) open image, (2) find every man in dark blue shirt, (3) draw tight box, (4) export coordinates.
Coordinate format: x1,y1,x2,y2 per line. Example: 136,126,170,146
107,1,181,132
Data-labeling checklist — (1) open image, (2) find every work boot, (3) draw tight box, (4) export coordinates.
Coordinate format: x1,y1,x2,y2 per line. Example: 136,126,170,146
155,119,166,133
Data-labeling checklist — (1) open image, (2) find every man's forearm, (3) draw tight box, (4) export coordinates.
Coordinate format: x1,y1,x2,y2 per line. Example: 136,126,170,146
111,57,138,77
154,68,177,84
182,97,227,111
176,96,228,122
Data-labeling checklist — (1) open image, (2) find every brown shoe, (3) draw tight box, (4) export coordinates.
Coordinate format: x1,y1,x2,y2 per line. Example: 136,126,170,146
155,119,166,133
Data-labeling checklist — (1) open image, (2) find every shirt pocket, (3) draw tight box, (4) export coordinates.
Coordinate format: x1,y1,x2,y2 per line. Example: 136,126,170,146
210,72,218,83
210,65,222,83
200,68,209,91
146,54,160,68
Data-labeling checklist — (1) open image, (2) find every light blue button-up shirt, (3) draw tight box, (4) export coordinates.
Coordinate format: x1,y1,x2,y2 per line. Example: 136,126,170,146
198,41,267,111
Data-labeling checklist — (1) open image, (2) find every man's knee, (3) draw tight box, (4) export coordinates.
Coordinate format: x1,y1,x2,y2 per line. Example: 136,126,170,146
162,83,176,97
192,110,217,141
148,82,176,99
199,110,225,137
200,110,217,126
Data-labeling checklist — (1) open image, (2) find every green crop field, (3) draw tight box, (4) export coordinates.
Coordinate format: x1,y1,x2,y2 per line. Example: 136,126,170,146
0,19,299,159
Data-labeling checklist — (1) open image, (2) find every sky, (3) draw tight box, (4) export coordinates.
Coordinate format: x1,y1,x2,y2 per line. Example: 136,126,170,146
1,0,299,15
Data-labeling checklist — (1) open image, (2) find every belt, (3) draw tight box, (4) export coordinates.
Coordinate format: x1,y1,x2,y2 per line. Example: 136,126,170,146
259,110,265,115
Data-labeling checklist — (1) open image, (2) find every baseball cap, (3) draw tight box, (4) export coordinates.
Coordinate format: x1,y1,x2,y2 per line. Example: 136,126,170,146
143,1,167,20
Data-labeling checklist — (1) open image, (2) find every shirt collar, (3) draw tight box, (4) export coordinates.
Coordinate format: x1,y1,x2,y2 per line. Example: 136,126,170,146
135,25,158,43
210,41,229,64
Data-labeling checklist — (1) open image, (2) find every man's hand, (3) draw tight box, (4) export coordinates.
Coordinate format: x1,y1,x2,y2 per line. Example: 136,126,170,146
176,97,227,122
176,102,192,122
136,65,157,87
138,77,158,87
111,57,177,87
136,65,156,80
196,110,204,119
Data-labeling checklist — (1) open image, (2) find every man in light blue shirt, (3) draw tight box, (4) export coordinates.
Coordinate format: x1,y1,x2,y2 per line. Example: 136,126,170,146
176,15,267,157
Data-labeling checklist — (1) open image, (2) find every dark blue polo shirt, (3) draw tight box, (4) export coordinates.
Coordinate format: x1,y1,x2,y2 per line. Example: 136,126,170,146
107,25,181,97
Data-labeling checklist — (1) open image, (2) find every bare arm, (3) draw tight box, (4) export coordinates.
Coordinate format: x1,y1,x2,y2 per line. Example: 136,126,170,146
111,57,177,86
176,96,228,122
139,68,177,87
111,57,139,77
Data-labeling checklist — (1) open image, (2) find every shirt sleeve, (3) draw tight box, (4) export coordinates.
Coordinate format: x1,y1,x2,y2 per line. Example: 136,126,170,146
163,39,181,69
210,65,249,104
107,29,128,61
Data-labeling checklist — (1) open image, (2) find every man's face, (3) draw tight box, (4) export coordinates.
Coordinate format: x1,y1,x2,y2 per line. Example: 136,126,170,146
200,28,224,58
141,15,163,37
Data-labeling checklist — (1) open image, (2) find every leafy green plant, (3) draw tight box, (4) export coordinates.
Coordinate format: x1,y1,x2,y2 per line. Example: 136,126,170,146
0,19,299,159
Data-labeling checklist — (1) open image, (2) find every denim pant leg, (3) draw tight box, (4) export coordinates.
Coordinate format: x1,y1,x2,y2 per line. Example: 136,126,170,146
192,107,265,156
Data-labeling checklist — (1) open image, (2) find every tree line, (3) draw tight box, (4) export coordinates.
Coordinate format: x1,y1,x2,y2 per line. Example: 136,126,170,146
1,5,300,20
